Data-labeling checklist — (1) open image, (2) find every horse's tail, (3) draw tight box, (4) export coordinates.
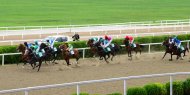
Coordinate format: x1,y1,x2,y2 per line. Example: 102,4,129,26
185,44,189,53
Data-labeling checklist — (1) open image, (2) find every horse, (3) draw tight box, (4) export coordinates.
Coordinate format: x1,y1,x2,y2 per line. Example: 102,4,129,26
39,43,61,64
59,44,80,66
123,39,143,58
93,41,121,63
162,39,189,61
87,39,99,57
17,44,43,71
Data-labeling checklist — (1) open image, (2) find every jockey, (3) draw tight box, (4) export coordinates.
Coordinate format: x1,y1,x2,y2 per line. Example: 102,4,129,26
90,37,100,45
24,42,29,49
173,36,181,49
125,35,136,47
65,43,74,55
33,40,44,57
23,42,31,55
100,35,112,52
168,36,174,44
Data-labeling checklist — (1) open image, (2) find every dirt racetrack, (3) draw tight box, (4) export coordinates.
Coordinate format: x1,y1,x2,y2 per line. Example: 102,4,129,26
1,53,190,95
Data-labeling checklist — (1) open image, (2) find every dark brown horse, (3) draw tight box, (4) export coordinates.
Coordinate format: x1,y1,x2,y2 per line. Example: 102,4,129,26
59,44,80,66
87,39,98,57
17,44,43,72
39,43,61,64
162,39,189,61
123,39,143,58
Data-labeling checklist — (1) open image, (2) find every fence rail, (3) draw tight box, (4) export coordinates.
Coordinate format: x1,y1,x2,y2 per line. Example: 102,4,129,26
0,72,190,95
0,19,190,40
0,19,190,31
0,40,190,66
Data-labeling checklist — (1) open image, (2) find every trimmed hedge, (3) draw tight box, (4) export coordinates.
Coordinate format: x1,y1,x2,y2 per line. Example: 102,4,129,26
1,34,190,64
166,81,184,95
183,78,190,95
127,87,147,95
144,83,166,95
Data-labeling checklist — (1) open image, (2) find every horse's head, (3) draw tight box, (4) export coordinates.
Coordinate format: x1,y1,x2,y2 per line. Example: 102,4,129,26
123,38,129,47
162,39,169,47
87,39,94,47
59,44,67,51
40,43,47,49
17,44,26,53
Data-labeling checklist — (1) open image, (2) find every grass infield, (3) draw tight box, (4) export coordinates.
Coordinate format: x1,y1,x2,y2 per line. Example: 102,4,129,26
0,0,190,26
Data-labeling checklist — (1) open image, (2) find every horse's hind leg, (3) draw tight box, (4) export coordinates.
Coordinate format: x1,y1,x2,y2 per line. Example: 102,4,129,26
37,60,42,72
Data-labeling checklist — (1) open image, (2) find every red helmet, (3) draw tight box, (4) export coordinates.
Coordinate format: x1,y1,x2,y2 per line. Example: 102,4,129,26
105,35,108,40
125,36,129,39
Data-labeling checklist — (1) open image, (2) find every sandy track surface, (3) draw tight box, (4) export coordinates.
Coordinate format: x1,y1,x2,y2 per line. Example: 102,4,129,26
0,53,190,95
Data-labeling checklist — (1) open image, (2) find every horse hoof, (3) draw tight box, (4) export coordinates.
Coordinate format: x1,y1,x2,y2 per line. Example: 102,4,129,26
169,59,172,61
67,64,71,66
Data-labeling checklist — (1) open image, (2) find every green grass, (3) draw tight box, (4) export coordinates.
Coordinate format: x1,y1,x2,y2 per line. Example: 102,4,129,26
0,0,190,26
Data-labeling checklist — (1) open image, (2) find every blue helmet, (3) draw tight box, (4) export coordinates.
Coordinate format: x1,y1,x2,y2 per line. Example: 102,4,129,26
34,40,38,45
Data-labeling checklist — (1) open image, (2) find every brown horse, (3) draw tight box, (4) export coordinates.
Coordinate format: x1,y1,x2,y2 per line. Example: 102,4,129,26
123,39,143,58
59,44,80,66
17,44,43,72
87,39,98,57
162,39,189,61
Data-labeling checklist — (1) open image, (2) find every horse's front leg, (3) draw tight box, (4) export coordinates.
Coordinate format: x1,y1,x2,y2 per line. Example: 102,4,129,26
169,53,173,61
162,52,167,59
103,56,109,63
37,60,42,72
65,58,71,66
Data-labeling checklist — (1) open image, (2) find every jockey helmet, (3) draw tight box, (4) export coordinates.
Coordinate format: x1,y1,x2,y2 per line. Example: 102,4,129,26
105,35,109,40
46,39,49,43
125,36,129,39
99,37,104,42
34,40,38,45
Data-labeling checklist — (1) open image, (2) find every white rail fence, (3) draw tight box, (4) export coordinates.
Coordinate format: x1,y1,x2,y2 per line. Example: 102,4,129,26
0,19,190,31
0,40,190,66
0,72,190,95
0,19,190,40
1,31,190,46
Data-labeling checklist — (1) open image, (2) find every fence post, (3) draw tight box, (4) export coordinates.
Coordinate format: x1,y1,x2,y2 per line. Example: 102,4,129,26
24,90,29,95
77,84,80,95
22,33,24,39
83,49,85,59
2,55,4,66
124,80,127,95
187,41,189,49
11,41,13,45
148,44,151,53
170,76,173,95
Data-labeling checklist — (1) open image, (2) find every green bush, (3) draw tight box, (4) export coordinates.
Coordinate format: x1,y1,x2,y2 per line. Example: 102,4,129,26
106,92,122,95
183,78,190,95
165,81,183,95
127,87,147,95
144,83,166,95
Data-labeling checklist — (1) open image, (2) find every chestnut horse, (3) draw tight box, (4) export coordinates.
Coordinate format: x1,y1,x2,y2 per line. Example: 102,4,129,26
123,39,143,58
59,44,80,66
